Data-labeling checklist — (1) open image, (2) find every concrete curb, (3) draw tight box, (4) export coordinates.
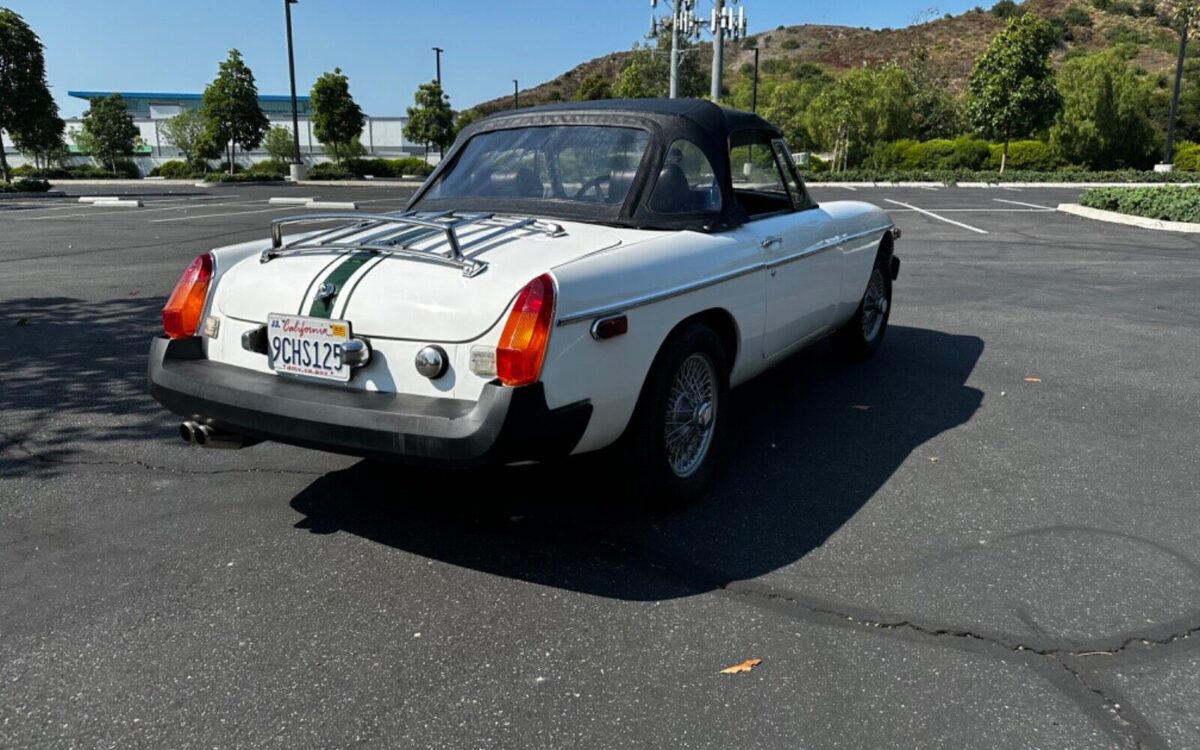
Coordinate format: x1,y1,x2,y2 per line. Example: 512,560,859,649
295,179,424,188
807,181,1200,189
1057,203,1200,233
47,179,199,186
0,190,66,200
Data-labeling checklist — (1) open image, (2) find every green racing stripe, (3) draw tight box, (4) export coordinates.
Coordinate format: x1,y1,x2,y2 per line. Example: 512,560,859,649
307,251,375,318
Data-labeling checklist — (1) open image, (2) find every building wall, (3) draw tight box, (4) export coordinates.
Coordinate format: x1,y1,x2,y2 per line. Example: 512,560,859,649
3,114,430,170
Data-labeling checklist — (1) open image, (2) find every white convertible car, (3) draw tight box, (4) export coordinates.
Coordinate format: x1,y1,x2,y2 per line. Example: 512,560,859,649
149,99,900,500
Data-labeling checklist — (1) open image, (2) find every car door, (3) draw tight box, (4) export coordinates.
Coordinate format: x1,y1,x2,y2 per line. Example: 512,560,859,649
729,134,841,358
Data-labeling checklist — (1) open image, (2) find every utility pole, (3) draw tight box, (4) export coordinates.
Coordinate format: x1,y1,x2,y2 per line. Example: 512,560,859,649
283,0,303,179
651,1,747,101
751,47,759,113
432,46,443,86
513,80,519,109
1164,24,1189,167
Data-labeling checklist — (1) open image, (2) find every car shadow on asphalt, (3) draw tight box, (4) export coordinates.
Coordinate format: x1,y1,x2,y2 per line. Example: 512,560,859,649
289,325,985,600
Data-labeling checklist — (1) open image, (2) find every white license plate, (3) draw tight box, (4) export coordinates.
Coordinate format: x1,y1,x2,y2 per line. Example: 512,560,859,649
267,314,352,382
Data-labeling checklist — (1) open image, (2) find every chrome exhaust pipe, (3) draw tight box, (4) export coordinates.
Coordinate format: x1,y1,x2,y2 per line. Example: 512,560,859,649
179,421,257,449
193,424,213,447
179,421,199,445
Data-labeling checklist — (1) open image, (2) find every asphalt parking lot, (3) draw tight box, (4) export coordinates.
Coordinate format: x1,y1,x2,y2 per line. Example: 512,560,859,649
2,182,1199,749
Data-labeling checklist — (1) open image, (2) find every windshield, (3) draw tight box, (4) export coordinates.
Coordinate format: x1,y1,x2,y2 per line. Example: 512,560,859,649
424,126,650,206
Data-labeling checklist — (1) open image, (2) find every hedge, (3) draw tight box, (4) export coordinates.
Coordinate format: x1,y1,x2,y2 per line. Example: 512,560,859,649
13,162,140,179
1078,186,1200,223
204,172,285,183
0,178,51,193
800,169,1200,184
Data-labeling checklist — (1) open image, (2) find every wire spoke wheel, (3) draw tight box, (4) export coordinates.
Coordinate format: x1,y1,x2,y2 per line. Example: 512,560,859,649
861,268,889,343
663,352,718,478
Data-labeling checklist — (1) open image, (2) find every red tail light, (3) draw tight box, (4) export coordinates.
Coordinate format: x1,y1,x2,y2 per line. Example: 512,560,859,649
162,253,214,339
496,273,556,387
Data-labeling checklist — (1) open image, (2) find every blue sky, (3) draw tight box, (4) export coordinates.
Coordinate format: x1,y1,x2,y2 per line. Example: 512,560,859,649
6,0,985,118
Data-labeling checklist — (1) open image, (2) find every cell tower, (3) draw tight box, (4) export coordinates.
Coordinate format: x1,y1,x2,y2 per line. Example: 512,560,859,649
650,0,748,99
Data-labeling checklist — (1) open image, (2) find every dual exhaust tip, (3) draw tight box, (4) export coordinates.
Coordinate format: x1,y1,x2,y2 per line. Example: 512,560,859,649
179,421,257,449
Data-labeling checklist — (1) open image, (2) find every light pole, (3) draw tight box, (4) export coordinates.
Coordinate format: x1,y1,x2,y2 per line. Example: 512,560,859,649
1164,25,1189,168
513,80,519,109
751,47,759,113
432,46,443,86
283,0,304,179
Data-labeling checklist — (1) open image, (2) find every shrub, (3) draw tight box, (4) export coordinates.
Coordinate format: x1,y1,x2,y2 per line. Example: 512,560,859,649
204,172,284,183
246,158,289,178
1080,186,1200,222
305,162,355,180
388,157,434,178
799,168,1200,184
987,140,1063,171
11,164,72,179
0,178,51,193
1174,142,1200,171
780,39,799,50
990,0,1022,18
1063,4,1093,26
343,158,398,178
149,160,199,179
895,138,992,170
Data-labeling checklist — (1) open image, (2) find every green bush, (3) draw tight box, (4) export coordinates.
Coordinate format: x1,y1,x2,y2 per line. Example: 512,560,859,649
0,178,51,193
246,159,289,178
305,162,355,180
1063,4,1093,26
11,164,72,179
890,138,992,170
343,158,397,178
800,168,1200,184
987,140,1064,171
1080,185,1200,222
1173,142,1200,171
388,157,435,178
204,172,285,183
149,160,200,179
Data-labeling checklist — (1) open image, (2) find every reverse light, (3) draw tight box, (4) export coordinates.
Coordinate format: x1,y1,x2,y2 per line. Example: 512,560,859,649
496,273,556,387
162,253,214,339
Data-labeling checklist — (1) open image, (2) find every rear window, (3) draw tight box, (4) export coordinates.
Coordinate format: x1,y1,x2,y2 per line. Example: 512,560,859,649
424,126,650,206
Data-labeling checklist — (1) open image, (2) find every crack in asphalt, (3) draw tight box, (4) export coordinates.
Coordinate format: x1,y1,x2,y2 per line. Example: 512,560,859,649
0,430,323,478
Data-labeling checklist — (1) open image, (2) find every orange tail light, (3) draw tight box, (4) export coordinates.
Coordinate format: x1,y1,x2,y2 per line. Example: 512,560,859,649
496,273,556,387
162,253,214,339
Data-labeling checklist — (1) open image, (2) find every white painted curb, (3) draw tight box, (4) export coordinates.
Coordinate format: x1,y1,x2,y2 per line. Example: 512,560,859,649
1057,203,1200,233
90,199,143,208
268,197,317,205
78,196,119,203
304,201,358,210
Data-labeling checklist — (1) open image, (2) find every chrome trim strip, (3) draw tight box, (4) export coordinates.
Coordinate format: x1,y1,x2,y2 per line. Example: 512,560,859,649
557,265,763,326
556,226,891,327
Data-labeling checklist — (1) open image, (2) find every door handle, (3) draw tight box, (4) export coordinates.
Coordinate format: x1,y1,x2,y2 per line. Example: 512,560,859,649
761,236,783,249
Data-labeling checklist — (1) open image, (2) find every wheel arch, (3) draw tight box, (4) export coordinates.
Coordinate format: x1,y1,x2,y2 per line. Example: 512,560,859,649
663,307,740,376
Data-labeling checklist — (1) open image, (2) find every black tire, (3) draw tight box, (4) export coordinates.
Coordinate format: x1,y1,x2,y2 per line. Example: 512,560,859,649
833,246,893,362
620,323,729,508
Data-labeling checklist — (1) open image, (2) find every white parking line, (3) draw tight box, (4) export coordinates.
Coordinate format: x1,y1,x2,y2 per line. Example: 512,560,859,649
915,186,939,191
839,186,857,191
993,198,1054,210
884,199,989,234
1000,186,1024,192
150,206,297,223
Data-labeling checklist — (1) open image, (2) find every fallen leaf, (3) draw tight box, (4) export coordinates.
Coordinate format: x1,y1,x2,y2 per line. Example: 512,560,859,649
851,405,872,411
720,658,762,675
1024,377,1042,383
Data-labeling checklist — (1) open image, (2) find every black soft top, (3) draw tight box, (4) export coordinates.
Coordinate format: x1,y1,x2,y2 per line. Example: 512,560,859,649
406,98,786,232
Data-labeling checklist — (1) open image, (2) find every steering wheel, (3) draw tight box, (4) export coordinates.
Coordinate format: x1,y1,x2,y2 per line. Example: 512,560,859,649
573,174,611,202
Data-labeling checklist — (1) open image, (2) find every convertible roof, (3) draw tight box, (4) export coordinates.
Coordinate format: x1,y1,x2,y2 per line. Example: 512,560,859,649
408,98,789,231
480,98,781,141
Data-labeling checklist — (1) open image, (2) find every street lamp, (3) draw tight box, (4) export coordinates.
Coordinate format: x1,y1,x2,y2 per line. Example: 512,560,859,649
432,46,443,86
283,0,304,180
513,80,519,109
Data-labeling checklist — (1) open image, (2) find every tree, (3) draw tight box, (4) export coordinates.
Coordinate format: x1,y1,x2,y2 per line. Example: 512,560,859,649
612,31,706,100
1050,52,1158,169
200,49,270,175
12,87,65,172
0,9,57,182
808,65,917,171
965,15,1062,172
262,125,296,162
80,94,139,172
905,28,964,140
574,73,613,101
161,109,217,168
310,67,365,164
613,58,655,99
453,108,486,139
404,80,455,157
759,77,832,150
